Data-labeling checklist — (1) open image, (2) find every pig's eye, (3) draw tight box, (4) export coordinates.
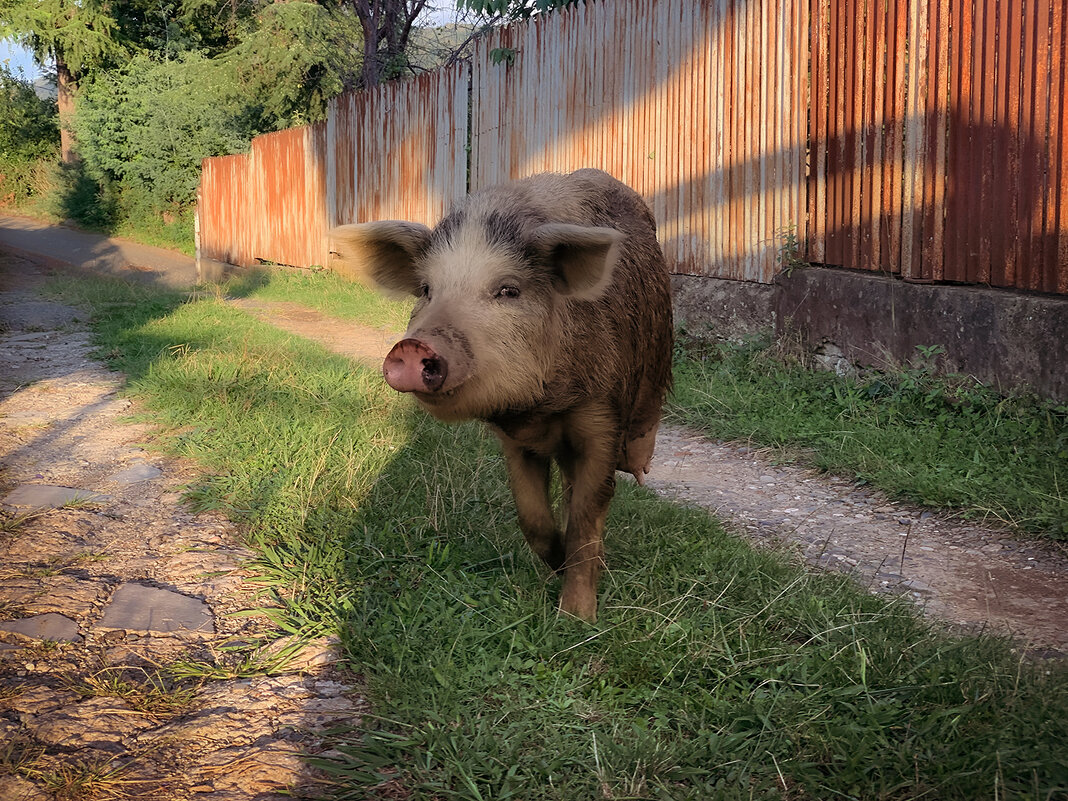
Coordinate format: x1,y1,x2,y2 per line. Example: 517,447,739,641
418,283,431,299
495,285,521,300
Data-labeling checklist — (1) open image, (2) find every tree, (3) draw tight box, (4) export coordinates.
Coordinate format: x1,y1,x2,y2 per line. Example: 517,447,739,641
0,64,59,161
454,0,579,21
221,2,364,124
338,0,429,87
70,4,365,216
73,51,256,212
0,0,126,161
0,0,251,162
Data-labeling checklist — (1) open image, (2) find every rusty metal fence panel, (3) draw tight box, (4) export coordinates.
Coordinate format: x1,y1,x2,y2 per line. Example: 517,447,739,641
199,0,1067,295
471,0,810,283
808,0,1068,294
247,125,330,269
197,62,469,270
327,64,470,231
197,154,254,268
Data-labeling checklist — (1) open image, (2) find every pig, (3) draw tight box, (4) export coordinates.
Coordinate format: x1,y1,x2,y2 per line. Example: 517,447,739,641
329,169,673,622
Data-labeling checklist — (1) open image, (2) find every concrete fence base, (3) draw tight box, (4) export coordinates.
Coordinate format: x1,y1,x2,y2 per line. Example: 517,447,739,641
673,268,1068,402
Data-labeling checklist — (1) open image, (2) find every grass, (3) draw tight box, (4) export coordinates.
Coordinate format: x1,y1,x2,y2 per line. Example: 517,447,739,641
671,335,1068,540
68,667,201,719
43,271,1068,800
220,265,412,331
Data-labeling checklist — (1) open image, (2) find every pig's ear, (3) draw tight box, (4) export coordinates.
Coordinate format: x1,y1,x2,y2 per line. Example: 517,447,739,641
531,223,622,300
329,221,432,298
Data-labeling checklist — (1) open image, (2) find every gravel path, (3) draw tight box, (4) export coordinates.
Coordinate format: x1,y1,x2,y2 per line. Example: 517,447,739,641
233,296,1068,657
0,254,359,800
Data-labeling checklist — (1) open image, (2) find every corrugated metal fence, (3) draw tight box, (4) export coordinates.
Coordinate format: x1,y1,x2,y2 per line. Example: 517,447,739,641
198,65,469,271
198,0,1068,295
471,0,808,283
809,0,1067,294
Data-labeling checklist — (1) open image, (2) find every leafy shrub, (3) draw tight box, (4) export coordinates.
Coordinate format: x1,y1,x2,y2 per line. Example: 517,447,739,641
0,64,59,206
73,51,257,213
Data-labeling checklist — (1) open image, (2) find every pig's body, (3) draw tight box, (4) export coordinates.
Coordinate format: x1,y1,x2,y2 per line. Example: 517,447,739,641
330,169,672,621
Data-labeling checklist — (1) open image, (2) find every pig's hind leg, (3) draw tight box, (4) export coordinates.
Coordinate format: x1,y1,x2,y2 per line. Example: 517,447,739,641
501,441,566,571
556,407,619,622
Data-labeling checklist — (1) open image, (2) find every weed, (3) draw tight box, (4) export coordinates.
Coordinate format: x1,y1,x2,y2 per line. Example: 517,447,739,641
164,638,312,680
27,757,146,801
0,508,45,535
776,224,807,277
69,667,200,719
0,733,46,782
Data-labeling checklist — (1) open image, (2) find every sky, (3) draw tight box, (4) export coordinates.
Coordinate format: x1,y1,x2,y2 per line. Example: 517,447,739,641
1,38,43,81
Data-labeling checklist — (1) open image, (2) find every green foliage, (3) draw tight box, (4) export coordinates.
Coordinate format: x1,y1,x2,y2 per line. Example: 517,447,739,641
776,223,807,276
488,46,516,65
672,336,1068,539
0,64,59,206
220,2,364,126
37,160,119,228
46,272,1068,801
73,51,257,211
456,0,581,20
3,1,365,253
0,0,248,73
0,0,126,74
0,64,58,161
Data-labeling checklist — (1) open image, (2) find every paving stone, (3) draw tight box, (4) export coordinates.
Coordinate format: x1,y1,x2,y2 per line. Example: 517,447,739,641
2,484,108,510
107,461,163,484
0,613,81,642
1,576,111,616
276,694,358,729
95,582,214,636
0,774,50,801
23,696,155,751
193,742,306,797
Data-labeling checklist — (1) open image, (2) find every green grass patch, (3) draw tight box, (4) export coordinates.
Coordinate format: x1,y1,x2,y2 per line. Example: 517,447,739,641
49,275,1068,800
221,264,412,331
671,337,1068,540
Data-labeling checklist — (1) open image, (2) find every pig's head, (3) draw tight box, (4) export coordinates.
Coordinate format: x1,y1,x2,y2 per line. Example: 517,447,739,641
330,215,622,421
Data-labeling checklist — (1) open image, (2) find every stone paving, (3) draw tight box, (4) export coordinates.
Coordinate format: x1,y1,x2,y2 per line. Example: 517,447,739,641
0,252,360,799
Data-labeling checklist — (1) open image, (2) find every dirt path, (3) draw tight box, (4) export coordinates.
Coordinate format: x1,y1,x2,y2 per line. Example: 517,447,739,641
0,254,360,799
233,297,1068,657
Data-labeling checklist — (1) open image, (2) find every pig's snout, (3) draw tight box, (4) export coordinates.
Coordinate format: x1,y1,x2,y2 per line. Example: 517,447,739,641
383,338,448,393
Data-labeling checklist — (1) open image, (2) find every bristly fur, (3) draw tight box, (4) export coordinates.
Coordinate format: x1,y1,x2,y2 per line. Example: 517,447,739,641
329,169,674,622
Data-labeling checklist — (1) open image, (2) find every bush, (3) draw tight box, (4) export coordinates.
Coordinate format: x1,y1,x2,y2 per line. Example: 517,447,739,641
73,51,257,213
0,65,59,206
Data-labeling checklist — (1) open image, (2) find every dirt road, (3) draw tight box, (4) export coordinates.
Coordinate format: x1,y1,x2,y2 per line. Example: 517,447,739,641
0,253,358,800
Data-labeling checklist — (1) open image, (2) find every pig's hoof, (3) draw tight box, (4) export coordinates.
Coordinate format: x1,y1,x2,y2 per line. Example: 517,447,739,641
558,588,598,623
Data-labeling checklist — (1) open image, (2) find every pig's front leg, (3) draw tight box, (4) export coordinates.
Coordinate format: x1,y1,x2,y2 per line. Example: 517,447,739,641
501,439,566,571
557,409,619,622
